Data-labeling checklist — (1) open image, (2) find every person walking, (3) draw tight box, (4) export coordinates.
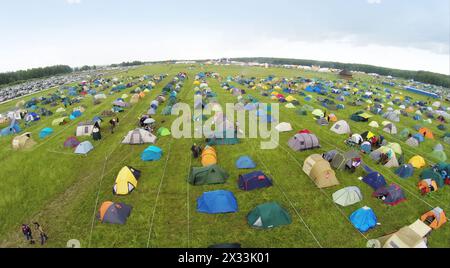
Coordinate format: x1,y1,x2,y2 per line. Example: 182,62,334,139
33,222,48,245
109,118,116,134
92,125,102,141
21,224,34,244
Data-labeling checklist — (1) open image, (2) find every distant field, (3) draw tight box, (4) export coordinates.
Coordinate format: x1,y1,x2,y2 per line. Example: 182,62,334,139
0,64,449,248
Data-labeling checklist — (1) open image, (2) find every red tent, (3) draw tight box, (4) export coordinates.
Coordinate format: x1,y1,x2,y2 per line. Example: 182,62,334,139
298,129,312,134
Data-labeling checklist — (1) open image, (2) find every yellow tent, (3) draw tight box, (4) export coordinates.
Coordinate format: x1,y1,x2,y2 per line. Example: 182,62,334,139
286,95,297,102
193,80,200,86
201,146,217,167
409,156,426,169
113,166,140,196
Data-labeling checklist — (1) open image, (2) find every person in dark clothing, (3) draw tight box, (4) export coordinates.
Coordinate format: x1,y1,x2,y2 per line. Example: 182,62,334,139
191,143,202,158
92,125,102,141
109,119,116,134
33,222,48,245
21,224,34,244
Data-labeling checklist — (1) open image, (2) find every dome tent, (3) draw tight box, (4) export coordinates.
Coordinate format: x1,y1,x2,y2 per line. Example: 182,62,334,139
122,129,157,144
236,156,256,169
141,146,163,161
98,201,132,225
188,165,229,186
332,187,363,207
373,184,406,206
331,120,351,135
362,172,387,190
74,141,94,155
238,171,273,191
350,206,378,233
197,190,238,214
247,202,292,229
395,164,414,179
113,166,141,196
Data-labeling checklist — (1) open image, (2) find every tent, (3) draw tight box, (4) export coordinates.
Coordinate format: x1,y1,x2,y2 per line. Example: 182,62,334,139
25,112,40,122
386,143,402,155
412,133,424,143
207,130,240,146
141,146,163,161
64,137,80,148
303,154,339,188
247,202,292,229
409,156,426,169
361,142,372,154
395,164,414,179
75,141,94,155
188,165,229,186
316,117,329,126
369,121,379,128
331,120,351,135
350,207,377,233
312,109,324,118
431,150,447,162
418,128,434,139
361,131,375,141
288,133,320,151
405,137,419,147
399,129,411,139
157,127,171,137
372,220,431,248
76,122,94,137
113,166,141,196
373,184,406,206
275,122,293,132
52,117,69,126
383,123,397,134
236,156,256,169
238,171,273,191
201,146,217,167
362,172,387,190
122,129,156,144
98,201,132,225
197,190,238,214
39,128,53,139
383,111,400,122
12,132,36,150
420,207,447,230
333,187,363,207
420,168,444,187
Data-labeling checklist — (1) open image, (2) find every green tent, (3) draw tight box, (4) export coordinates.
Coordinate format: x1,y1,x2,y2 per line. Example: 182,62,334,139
297,109,307,116
157,127,171,137
420,168,444,188
188,165,229,185
399,128,411,139
207,131,239,146
431,150,447,162
52,117,68,126
247,202,292,229
161,106,172,116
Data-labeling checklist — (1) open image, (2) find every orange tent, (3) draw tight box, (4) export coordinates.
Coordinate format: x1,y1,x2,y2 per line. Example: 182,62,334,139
418,128,434,139
328,114,338,122
420,207,447,230
418,179,438,195
201,146,217,167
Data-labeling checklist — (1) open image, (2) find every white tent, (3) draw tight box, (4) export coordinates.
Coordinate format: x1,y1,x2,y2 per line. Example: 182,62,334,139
275,122,293,132
333,187,363,207
76,123,94,137
369,121,379,128
122,128,157,144
331,120,351,135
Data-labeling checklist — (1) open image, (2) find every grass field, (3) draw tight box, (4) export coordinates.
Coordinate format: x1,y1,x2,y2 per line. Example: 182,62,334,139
0,64,449,248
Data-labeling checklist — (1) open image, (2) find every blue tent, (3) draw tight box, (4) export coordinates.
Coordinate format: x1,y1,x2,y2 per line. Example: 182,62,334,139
197,190,238,214
350,207,377,233
362,172,387,190
304,96,312,101
360,143,372,154
238,171,273,191
236,156,256,169
413,115,421,121
413,133,424,143
1,120,21,136
141,146,162,161
75,141,94,155
71,110,82,118
39,128,54,139
395,164,414,179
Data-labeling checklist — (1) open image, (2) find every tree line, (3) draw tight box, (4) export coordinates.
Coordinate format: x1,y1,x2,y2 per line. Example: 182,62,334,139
231,57,450,88
0,65,73,87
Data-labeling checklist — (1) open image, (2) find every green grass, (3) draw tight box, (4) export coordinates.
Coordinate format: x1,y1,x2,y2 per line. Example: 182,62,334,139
0,64,449,248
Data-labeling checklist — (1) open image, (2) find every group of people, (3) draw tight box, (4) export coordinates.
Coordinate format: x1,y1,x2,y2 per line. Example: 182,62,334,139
21,222,48,245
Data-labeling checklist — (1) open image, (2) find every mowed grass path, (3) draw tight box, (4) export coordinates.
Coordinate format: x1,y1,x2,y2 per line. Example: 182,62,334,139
0,64,449,248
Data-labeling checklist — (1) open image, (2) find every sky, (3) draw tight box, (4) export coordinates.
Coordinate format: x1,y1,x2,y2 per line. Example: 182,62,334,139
0,0,449,74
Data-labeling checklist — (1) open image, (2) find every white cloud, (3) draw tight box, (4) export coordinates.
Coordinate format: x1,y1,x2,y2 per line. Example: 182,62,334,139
66,0,81,5
367,0,382,4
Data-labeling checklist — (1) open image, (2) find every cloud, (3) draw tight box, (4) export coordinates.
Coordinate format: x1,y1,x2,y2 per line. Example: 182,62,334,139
66,0,81,5
367,0,382,4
